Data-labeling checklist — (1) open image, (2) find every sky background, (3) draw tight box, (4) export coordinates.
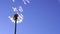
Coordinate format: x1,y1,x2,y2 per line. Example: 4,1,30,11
0,0,60,34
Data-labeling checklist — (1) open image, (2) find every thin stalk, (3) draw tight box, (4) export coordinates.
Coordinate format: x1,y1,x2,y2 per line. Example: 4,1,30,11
14,21,17,34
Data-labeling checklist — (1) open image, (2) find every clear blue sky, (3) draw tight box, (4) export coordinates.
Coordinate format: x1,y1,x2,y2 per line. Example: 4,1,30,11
0,0,60,34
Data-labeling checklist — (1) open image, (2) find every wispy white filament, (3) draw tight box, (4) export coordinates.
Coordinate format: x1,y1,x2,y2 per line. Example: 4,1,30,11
9,6,23,23
18,6,23,12
12,7,18,12
8,13,23,23
9,0,30,23
17,14,23,23
12,6,23,13
8,16,15,23
23,0,30,5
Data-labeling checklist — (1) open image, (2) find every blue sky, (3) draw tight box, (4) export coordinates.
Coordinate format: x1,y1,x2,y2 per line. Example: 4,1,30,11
0,0,60,34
